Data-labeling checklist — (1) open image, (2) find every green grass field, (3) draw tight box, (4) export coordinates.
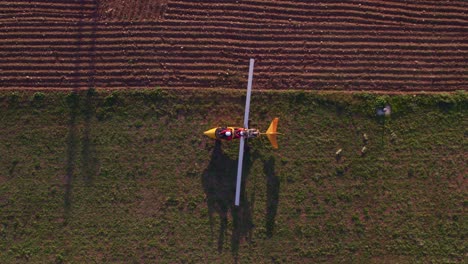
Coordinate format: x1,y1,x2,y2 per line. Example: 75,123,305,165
0,89,466,263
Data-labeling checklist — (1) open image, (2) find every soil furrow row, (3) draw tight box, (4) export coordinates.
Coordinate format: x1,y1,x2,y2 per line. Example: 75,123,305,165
2,39,466,50
1,63,466,72
1,68,465,80
1,31,465,44
1,26,465,37
166,1,468,22
2,20,466,33
164,7,468,26
172,0,468,13
1,47,465,58
1,58,465,67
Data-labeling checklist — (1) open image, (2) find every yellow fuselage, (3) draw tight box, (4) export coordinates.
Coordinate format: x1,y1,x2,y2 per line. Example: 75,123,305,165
203,118,279,148
203,127,238,140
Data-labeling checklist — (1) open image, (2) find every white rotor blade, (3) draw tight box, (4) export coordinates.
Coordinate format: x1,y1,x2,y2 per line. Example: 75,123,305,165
235,137,245,206
243,58,254,129
235,58,254,206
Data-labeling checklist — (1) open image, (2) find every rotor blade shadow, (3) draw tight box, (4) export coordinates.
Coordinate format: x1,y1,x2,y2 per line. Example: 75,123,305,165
231,142,254,263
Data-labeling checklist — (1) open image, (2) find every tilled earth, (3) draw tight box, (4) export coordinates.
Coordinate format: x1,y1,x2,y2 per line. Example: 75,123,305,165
0,0,467,91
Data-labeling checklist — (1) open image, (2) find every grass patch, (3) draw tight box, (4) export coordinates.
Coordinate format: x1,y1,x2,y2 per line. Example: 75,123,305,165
0,89,466,263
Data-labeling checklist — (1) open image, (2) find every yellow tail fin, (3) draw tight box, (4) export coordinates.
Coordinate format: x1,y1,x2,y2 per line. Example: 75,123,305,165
266,118,279,149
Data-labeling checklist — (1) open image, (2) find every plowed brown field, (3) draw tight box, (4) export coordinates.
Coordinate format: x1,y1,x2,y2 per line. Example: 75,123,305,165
1,0,467,91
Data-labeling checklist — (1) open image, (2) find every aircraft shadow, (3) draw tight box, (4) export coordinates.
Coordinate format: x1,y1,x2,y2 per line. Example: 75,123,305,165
202,140,254,257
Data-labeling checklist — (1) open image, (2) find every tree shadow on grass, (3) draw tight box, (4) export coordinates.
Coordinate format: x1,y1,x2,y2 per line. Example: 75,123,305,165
64,93,78,225
264,156,280,238
81,89,99,185
64,89,99,224
202,140,254,260
64,0,99,224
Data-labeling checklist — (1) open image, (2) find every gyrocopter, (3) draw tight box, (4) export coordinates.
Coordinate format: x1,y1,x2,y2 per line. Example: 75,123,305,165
203,59,280,206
